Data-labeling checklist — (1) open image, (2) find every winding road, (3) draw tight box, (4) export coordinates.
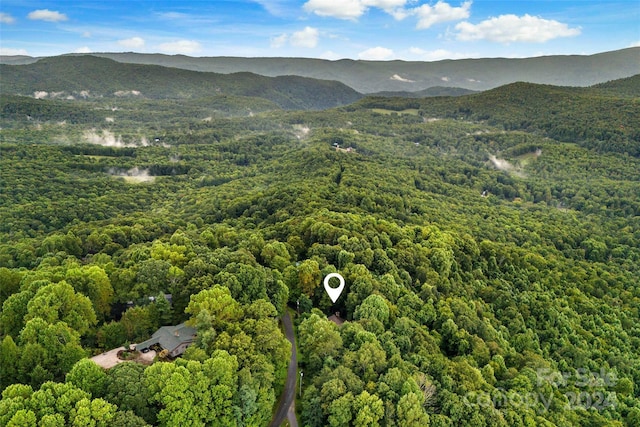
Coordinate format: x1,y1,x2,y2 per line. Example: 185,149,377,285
269,311,298,427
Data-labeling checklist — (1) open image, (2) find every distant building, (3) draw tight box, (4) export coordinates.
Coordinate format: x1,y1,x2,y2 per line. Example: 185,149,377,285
328,312,345,326
134,323,197,358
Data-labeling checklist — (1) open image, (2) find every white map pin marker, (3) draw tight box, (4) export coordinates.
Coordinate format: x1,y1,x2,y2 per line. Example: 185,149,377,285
324,273,345,303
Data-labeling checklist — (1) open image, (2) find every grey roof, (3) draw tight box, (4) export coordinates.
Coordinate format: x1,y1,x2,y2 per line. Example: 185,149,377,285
135,322,197,352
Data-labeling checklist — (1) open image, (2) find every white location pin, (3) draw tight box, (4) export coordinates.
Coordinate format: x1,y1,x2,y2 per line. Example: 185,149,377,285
324,273,345,303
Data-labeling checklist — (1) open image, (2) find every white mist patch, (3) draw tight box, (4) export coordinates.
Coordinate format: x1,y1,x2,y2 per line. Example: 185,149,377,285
390,74,415,83
202,116,212,122
293,124,310,140
489,155,526,177
52,135,71,144
34,91,48,99
84,129,125,147
114,90,141,97
108,167,155,183
441,76,450,82
489,155,514,171
84,129,151,147
105,117,115,123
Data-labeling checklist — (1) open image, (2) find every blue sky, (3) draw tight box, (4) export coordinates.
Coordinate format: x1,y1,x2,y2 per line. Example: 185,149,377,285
1,1,638,60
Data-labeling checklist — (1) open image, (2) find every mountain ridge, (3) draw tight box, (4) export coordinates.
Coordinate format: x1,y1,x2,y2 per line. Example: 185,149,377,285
0,55,362,110
356,77,640,156
2,48,638,93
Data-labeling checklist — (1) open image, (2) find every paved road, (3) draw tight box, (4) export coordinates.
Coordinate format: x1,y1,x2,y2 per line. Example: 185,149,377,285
287,400,298,427
269,312,297,427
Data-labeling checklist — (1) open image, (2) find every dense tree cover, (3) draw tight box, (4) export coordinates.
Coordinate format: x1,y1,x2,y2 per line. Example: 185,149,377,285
356,78,640,156
1,77,639,426
0,55,362,110
592,75,640,97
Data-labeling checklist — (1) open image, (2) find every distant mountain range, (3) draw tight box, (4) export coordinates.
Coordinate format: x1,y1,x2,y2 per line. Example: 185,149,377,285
369,86,477,98
1,51,638,113
2,48,638,93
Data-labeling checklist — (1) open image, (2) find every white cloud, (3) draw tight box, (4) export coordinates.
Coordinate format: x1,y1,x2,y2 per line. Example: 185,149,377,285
359,46,394,60
304,0,366,20
389,7,411,21
271,34,288,48
304,0,407,20
291,27,319,48
157,11,189,20
155,11,218,26
304,1,472,28
118,37,146,49
158,40,202,55
414,1,471,29
75,46,92,53
630,41,640,48
271,27,320,49
252,0,292,17
0,12,16,24
455,14,581,43
365,0,408,14
28,9,68,22
366,0,407,8
0,47,28,56
82,31,92,38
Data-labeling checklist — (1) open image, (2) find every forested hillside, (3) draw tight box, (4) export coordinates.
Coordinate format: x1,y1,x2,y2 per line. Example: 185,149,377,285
592,75,640,97
357,78,640,156
0,73,639,426
0,56,362,110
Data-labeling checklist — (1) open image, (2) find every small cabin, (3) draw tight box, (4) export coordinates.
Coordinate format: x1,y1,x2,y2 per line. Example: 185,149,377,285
328,312,345,326
135,323,197,358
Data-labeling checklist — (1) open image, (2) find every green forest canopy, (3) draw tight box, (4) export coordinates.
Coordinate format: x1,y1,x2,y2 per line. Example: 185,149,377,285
1,74,639,426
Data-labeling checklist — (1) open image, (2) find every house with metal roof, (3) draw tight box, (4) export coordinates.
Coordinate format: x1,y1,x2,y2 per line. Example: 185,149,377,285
134,322,197,358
